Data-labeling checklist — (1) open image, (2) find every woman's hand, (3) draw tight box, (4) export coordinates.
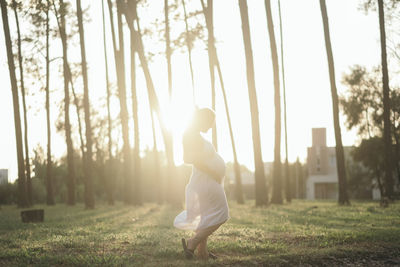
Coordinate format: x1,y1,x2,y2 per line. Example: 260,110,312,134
193,162,223,183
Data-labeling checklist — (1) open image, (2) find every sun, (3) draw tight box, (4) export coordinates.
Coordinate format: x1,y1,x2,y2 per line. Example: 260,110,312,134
159,93,195,164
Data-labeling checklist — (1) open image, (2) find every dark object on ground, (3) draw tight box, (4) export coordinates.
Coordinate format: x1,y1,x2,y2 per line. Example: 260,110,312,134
181,238,194,259
380,197,389,208
21,209,44,223
209,252,218,259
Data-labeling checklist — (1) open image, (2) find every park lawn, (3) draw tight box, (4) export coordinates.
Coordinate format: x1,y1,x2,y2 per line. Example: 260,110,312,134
0,200,399,266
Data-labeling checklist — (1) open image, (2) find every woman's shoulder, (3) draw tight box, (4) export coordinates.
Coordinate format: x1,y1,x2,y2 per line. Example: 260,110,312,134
183,129,202,144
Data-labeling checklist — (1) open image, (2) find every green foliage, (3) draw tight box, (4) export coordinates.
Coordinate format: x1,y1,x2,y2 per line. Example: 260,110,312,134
340,65,385,137
0,183,17,204
352,137,385,173
346,147,377,199
341,66,400,196
0,201,399,266
359,0,400,13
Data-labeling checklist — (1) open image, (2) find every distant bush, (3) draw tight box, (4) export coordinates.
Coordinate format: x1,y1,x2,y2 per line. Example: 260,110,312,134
0,182,17,205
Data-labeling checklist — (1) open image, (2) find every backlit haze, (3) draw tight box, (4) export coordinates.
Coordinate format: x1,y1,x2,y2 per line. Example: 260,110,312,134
0,1,382,181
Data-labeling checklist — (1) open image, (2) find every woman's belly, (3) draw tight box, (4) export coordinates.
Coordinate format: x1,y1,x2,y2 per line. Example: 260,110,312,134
206,153,226,179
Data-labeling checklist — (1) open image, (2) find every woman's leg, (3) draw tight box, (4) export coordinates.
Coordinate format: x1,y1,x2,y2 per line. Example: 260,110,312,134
197,237,208,258
186,222,223,255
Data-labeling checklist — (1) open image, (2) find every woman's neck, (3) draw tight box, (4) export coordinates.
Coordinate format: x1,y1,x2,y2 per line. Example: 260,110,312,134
186,124,200,134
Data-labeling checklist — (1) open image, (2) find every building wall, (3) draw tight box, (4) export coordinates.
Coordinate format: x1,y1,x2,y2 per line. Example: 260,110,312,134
306,174,338,200
308,146,329,175
312,128,327,147
307,128,339,200
0,169,8,184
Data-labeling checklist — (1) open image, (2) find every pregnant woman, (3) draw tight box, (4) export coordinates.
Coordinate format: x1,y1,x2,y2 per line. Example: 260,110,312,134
174,108,229,260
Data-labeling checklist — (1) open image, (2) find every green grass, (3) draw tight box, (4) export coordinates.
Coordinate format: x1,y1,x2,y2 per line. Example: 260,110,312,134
1,200,399,266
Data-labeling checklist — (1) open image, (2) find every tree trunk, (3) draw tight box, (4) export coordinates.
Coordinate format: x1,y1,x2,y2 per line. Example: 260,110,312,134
295,158,299,198
76,0,94,209
108,0,133,204
45,0,54,205
375,167,385,199
1,0,29,208
68,69,86,161
129,0,141,205
162,0,176,205
319,0,350,205
55,0,76,205
205,0,217,150
238,0,268,206
277,0,291,203
200,0,244,204
299,161,305,198
164,0,172,101
378,0,394,200
117,0,133,205
216,60,244,204
182,0,196,101
102,0,114,205
150,110,162,204
121,3,177,205
13,1,32,206
265,0,282,204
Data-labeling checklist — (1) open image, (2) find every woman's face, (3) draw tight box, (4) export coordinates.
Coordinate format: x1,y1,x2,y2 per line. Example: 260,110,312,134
198,112,215,133
199,117,215,133
192,108,215,133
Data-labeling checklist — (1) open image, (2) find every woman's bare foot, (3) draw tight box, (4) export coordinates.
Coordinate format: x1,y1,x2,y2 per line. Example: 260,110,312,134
197,252,208,260
197,238,208,259
181,238,194,259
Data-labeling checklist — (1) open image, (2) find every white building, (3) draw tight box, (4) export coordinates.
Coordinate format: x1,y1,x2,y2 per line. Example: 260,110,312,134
0,169,8,184
306,128,387,200
306,128,339,200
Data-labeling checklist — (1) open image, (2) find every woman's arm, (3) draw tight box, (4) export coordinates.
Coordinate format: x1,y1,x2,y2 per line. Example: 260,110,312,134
182,131,223,183
192,161,223,183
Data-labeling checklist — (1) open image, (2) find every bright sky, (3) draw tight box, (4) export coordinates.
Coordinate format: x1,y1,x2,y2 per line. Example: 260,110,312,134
0,0,382,182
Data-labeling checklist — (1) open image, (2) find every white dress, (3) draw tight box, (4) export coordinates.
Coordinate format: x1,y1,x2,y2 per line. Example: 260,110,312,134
174,136,230,231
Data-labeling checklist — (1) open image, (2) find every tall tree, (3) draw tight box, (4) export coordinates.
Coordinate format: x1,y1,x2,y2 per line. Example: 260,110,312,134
54,0,76,205
150,111,162,204
12,0,32,205
1,0,29,208
277,0,291,203
200,0,244,203
238,0,268,206
163,1,174,200
265,0,283,204
182,0,196,101
319,0,350,205
76,0,95,209
128,0,142,205
164,0,172,100
216,61,244,204
45,0,55,205
121,1,177,204
205,0,217,150
377,0,394,199
68,68,86,161
108,0,133,204
340,65,400,186
102,0,114,205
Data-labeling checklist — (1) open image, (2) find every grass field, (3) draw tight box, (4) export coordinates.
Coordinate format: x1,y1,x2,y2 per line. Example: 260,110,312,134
1,200,400,266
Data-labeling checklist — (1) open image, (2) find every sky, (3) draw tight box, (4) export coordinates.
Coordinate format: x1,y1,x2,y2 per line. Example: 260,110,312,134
0,0,384,182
